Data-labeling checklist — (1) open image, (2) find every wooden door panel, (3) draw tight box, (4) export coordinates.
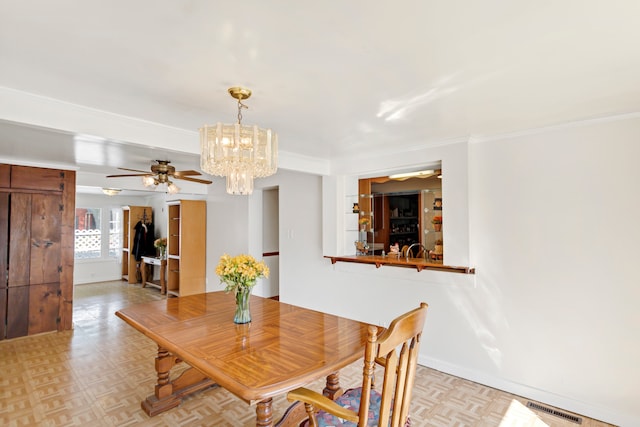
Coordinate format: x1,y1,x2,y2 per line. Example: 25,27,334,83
2,164,75,338
58,169,76,332
10,165,65,192
6,285,29,339
8,193,31,287
0,193,8,284
0,288,6,340
29,194,62,285
28,282,60,335
0,193,6,339
0,164,9,187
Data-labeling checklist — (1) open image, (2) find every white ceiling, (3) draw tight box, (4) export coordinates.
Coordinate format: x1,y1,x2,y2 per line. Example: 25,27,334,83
1,1,639,190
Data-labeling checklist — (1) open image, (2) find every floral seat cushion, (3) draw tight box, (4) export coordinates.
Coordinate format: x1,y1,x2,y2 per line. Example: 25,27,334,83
316,387,382,427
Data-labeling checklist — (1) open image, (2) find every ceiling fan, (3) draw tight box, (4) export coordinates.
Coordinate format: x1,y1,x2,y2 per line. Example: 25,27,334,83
106,160,213,185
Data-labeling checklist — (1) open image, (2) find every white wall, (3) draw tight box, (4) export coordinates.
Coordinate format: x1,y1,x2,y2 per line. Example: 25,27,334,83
205,180,251,293
466,116,640,425
269,117,638,426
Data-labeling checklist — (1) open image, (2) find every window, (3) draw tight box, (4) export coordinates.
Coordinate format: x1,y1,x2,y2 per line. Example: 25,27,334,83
75,207,122,260
75,208,101,259
109,208,122,257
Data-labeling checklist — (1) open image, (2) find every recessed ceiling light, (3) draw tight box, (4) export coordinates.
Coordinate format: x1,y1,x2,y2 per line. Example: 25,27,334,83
389,170,435,179
101,188,122,196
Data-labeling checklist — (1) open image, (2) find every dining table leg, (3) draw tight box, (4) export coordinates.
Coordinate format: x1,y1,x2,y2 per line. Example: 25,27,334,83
323,371,342,399
141,346,217,416
256,398,274,426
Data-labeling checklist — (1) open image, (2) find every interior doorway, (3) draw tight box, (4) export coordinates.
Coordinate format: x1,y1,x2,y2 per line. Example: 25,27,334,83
262,187,280,298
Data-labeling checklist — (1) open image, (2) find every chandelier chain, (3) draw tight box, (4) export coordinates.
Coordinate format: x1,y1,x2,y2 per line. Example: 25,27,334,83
237,99,248,124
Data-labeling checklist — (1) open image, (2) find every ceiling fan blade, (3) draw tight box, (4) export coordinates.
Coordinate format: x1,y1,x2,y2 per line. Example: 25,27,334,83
107,173,152,178
175,176,213,184
117,167,151,173
172,170,202,177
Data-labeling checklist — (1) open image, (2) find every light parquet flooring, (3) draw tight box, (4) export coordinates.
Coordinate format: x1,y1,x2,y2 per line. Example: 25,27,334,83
0,281,616,427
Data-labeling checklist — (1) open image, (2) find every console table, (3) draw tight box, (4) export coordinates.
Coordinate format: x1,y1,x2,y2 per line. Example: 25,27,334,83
141,256,167,295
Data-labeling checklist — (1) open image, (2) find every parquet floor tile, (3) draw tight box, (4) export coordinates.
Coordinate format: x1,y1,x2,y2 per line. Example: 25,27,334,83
0,281,616,426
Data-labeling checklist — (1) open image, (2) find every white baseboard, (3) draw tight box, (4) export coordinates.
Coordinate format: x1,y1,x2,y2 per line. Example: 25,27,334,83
419,355,630,426
73,273,122,285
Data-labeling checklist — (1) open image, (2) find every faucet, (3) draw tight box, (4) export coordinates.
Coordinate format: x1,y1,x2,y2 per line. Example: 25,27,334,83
406,243,427,260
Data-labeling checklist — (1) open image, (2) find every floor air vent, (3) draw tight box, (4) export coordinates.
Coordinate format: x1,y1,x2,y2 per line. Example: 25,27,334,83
526,401,583,424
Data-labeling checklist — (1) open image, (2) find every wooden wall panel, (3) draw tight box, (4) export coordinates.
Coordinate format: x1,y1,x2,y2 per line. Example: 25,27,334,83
10,165,65,192
58,171,75,331
8,193,31,287
28,282,60,335
6,285,29,339
0,194,9,340
0,164,10,187
0,193,6,340
0,289,6,340
29,194,62,285
0,193,8,284
1,164,76,338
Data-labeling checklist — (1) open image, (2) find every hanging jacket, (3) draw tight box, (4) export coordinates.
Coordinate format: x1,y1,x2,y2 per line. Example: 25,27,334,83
132,221,146,261
144,222,155,258
133,220,156,261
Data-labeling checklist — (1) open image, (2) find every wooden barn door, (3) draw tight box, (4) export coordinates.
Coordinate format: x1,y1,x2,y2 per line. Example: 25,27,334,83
6,192,62,338
0,192,8,340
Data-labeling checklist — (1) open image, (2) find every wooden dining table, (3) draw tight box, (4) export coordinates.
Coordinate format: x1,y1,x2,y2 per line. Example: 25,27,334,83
115,291,371,426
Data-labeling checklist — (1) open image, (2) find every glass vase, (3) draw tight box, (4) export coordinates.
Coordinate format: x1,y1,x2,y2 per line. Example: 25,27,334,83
234,287,252,324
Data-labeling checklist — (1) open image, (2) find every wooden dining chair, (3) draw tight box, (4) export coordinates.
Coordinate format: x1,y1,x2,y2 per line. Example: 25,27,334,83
400,244,410,258
287,302,428,427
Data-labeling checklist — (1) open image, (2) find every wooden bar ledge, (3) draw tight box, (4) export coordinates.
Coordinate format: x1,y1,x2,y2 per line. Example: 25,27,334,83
325,255,475,274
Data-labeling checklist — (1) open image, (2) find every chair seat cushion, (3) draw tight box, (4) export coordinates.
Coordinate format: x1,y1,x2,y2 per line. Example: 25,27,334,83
316,387,381,427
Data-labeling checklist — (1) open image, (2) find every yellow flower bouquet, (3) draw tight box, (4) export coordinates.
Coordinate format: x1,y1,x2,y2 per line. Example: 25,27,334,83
216,254,269,324
216,253,270,293
154,237,167,258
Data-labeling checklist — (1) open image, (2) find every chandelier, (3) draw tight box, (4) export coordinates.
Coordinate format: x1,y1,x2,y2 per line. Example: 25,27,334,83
200,87,278,195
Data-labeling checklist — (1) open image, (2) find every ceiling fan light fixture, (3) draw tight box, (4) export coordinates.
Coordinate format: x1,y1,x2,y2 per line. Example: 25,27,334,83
200,87,278,196
142,175,156,187
101,188,122,196
107,160,210,192
167,182,180,195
